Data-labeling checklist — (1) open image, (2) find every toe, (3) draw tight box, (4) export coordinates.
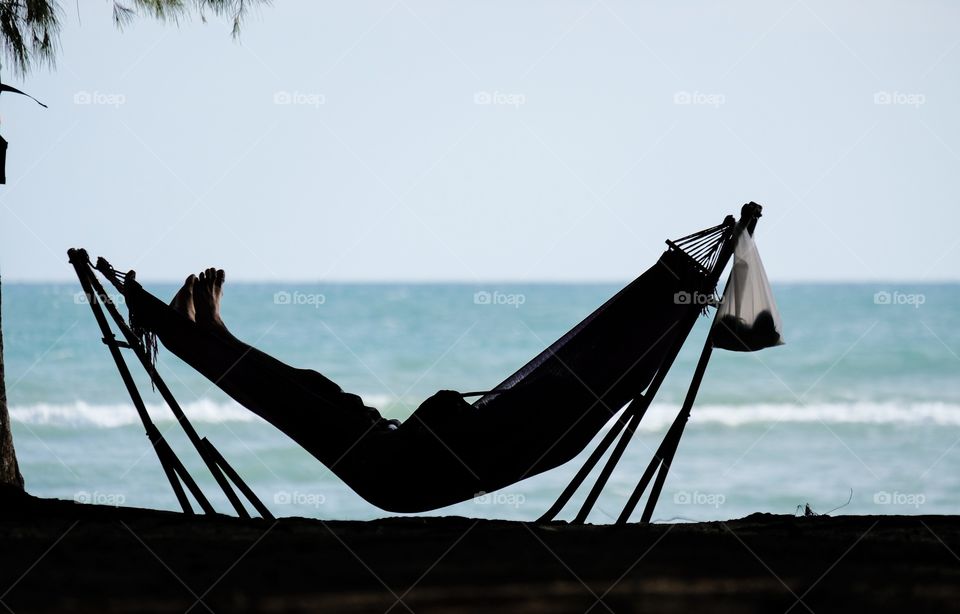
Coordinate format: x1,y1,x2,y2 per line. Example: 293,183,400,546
215,269,225,287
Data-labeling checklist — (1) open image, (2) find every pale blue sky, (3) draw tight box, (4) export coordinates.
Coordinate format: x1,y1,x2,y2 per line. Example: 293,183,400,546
0,1,958,281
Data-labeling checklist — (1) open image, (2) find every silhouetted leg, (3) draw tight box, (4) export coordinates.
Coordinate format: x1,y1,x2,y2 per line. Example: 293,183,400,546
125,270,389,465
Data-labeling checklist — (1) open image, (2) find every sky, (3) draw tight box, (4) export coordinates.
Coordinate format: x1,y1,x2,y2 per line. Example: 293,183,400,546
0,0,958,282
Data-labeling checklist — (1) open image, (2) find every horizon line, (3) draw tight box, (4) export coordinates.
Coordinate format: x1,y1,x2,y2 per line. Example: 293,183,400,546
2,278,959,285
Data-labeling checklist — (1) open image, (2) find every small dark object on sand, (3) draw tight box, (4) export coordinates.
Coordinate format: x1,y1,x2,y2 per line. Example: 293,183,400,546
712,310,782,351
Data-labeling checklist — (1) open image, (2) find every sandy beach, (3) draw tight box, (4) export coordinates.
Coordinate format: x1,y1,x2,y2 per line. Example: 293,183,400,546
0,485,957,613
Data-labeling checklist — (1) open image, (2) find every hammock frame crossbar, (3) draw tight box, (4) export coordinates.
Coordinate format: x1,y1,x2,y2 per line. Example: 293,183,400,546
67,248,273,520
539,202,763,525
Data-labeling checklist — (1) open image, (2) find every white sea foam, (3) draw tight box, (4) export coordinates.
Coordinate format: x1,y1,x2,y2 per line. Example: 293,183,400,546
632,402,960,431
9,399,258,428
10,399,960,429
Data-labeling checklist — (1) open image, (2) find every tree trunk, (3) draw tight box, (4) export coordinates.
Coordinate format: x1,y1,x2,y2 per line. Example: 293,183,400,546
0,278,24,488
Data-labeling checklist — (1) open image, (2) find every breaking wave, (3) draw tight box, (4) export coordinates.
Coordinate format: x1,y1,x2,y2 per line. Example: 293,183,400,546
10,399,960,429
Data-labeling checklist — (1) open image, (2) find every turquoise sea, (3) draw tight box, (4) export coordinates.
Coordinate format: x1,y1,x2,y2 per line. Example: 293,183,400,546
3,281,959,522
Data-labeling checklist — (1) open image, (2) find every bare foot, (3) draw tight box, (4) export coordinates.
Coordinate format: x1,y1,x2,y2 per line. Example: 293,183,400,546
170,274,197,322
193,267,228,334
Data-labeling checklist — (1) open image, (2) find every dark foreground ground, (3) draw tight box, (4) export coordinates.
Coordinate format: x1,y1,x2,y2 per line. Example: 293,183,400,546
0,487,958,613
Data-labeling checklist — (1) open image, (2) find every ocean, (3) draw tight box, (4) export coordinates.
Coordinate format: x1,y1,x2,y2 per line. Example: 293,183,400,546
3,281,959,522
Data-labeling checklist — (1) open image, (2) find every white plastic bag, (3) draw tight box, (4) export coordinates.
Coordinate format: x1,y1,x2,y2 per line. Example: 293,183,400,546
712,231,784,351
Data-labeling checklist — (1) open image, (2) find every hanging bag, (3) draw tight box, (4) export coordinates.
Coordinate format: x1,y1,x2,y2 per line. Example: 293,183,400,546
711,231,784,351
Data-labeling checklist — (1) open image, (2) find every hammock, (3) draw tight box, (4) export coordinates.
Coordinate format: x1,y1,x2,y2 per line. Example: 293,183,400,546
69,203,766,521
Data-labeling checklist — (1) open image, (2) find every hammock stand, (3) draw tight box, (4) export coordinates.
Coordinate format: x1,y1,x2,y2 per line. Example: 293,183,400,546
66,202,762,523
67,248,273,520
538,202,763,524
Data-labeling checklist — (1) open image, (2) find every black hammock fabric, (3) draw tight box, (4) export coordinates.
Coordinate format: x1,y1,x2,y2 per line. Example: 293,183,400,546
121,241,720,513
